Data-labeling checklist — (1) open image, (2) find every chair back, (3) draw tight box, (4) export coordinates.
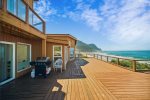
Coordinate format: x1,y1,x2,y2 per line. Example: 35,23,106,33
54,59,63,68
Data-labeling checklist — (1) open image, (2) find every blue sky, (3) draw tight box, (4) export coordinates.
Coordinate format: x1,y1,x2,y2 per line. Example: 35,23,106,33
34,0,150,50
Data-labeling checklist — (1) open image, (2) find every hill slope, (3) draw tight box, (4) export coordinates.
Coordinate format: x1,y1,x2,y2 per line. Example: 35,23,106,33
76,40,102,52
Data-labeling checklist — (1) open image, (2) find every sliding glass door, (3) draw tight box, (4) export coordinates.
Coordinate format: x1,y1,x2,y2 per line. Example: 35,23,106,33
0,42,15,85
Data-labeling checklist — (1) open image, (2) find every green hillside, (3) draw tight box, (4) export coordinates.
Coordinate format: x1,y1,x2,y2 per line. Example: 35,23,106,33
76,40,102,52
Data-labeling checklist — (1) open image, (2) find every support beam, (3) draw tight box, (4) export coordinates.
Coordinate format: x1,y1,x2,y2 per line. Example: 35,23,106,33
132,60,136,72
42,39,46,57
107,56,109,62
2,0,7,11
117,58,119,65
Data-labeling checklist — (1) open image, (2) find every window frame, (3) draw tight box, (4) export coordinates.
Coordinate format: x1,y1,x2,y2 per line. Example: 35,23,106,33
0,0,2,9
53,45,63,66
6,0,27,22
70,48,75,57
17,42,32,72
53,45,62,58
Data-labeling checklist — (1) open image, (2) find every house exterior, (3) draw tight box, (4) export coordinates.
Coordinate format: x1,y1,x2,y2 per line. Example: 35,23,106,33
46,34,77,70
0,0,77,85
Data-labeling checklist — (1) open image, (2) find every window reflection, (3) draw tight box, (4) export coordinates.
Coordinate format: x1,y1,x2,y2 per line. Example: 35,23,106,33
6,0,43,32
17,44,31,71
7,0,17,15
18,0,26,21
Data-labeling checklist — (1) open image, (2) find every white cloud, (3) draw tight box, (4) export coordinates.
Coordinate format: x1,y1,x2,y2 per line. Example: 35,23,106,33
81,9,102,31
34,0,57,21
68,1,102,31
99,0,150,50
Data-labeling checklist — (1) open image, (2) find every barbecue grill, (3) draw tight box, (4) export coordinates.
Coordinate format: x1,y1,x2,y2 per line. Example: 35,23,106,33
30,57,52,78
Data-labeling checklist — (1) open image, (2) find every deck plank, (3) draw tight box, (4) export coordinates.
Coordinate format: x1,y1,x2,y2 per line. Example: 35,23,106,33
1,58,150,100
84,58,150,100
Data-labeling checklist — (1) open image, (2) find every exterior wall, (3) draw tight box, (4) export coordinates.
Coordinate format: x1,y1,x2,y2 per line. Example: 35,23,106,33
0,1,46,39
68,37,76,48
0,32,42,78
46,35,77,64
0,0,45,81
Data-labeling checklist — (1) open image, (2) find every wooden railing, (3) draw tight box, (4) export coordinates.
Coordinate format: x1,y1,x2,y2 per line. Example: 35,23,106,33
1,0,45,33
75,53,150,72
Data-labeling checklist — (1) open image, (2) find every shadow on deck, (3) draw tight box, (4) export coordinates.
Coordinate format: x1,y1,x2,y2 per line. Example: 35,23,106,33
0,59,89,100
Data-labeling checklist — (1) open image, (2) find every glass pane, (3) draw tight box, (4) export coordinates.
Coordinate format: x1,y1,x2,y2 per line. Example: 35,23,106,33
7,0,17,15
70,48,74,58
17,44,30,71
54,46,62,56
18,0,26,21
0,43,13,83
54,57,62,63
29,9,43,32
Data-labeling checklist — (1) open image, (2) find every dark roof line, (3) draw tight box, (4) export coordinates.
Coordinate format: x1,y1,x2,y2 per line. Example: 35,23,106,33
46,34,77,40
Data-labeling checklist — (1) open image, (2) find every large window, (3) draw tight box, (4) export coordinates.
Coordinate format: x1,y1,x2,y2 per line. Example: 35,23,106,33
17,43,31,72
7,0,26,21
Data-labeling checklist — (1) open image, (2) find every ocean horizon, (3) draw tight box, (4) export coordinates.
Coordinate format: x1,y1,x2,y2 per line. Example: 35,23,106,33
103,50,150,60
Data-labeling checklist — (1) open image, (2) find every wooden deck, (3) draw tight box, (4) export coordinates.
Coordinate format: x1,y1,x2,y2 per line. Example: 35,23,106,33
0,58,150,100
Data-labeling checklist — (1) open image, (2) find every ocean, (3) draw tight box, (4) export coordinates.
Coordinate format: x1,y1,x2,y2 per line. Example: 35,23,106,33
103,50,150,60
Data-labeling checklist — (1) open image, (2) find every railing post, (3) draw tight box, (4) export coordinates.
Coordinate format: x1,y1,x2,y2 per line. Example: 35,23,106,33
132,60,136,72
26,5,29,24
106,56,108,62
43,21,46,34
2,0,7,11
101,55,102,60
117,58,119,65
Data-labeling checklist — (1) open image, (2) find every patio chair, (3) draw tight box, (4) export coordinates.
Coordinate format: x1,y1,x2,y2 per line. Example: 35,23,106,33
54,59,63,73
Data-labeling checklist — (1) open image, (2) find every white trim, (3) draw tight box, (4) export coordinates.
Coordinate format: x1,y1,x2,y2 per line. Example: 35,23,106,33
16,42,32,72
64,46,68,70
0,41,15,86
53,45,63,67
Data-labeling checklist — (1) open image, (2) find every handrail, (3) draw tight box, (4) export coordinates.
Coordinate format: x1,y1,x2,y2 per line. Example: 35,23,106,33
22,0,44,23
22,0,45,33
75,53,150,72
95,54,150,61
